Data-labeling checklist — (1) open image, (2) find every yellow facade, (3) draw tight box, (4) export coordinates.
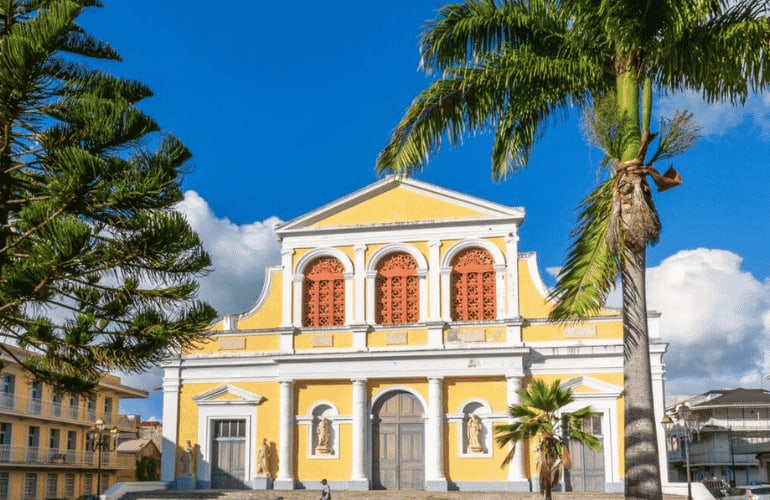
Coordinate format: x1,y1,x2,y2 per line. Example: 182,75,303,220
0,349,147,499
163,177,667,493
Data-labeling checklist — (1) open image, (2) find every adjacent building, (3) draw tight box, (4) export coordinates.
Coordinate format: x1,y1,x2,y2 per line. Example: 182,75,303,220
161,177,669,493
0,346,148,499
664,388,770,486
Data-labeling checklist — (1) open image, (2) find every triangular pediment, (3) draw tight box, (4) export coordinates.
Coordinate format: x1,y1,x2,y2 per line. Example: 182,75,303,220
277,176,524,233
192,384,265,406
561,376,622,397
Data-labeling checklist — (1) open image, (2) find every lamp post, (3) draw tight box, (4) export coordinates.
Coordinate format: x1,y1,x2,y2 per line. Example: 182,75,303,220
662,404,694,500
87,418,118,497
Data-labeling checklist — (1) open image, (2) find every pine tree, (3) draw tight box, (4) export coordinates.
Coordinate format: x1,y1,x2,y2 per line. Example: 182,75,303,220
0,0,216,393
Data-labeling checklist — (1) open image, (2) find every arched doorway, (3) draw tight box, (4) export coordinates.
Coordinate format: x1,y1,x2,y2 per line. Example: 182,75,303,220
372,390,424,490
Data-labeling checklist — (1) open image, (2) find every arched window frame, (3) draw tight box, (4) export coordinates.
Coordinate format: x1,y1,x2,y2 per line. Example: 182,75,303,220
441,240,506,322
366,244,428,325
449,247,497,321
293,248,353,328
301,256,345,328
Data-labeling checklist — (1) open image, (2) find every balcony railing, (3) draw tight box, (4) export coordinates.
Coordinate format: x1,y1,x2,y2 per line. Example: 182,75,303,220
0,392,117,425
0,444,133,468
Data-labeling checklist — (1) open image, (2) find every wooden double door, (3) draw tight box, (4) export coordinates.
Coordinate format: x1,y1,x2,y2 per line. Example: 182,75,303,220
372,391,425,490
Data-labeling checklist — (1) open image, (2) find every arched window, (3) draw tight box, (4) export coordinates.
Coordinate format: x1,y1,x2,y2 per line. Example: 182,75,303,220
375,252,419,325
451,247,496,321
303,256,345,327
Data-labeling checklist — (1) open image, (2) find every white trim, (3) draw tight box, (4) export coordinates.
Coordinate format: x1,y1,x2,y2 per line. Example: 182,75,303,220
559,376,623,485
230,266,282,324
294,247,354,275
366,243,428,271
370,386,427,414
453,399,493,458
299,402,341,459
194,389,261,487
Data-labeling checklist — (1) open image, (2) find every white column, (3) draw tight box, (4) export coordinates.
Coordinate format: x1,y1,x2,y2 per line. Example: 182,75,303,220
353,244,367,324
281,248,294,327
160,364,181,483
426,377,448,490
275,380,295,489
428,240,442,321
349,379,369,489
506,375,528,485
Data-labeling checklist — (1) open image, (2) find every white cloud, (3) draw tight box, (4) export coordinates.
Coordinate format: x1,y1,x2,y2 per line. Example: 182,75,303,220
176,190,283,316
119,191,283,416
646,249,770,396
658,91,770,139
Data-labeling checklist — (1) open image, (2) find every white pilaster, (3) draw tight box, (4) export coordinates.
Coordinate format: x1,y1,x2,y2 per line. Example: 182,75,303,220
291,275,303,328
160,364,181,483
428,240,442,321
506,375,529,487
353,245,367,323
504,233,520,319
275,380,295,490
425,377,448,490
440,268,452,322
417,269,428,322
349,379,369,489
281,248,294,328
343,271,354,325
365,271,376,324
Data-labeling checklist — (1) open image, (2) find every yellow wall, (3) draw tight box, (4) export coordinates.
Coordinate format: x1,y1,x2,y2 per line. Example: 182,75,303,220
310,186,488,228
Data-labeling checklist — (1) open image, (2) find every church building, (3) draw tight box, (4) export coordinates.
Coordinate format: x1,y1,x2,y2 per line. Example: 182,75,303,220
160,177,668,493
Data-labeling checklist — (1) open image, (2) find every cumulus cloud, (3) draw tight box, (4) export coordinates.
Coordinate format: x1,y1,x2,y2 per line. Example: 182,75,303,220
646,249,770,396
119,191,283,416
177,190,283,316
658,91,770,139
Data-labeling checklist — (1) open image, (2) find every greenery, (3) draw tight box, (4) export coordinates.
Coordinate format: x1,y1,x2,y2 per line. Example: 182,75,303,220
377,1,770,497
495,379,599,500
0,0,216,393
136,455,160,481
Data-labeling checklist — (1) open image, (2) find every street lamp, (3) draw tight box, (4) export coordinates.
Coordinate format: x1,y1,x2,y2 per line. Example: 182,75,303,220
662,404,694,500
87,418,118,497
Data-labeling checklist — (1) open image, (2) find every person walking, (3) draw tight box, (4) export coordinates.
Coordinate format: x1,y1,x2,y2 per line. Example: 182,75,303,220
319,478,331,500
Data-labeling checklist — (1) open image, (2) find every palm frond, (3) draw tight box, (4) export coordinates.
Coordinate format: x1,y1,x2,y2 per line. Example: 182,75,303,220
420,0,568,74
549,179,619,321
647,110,700,164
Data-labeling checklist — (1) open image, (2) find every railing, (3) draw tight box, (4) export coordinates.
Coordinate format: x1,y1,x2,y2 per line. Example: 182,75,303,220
28,396,42,414
698,417,770,431
0,445,134,468
0,392,116,425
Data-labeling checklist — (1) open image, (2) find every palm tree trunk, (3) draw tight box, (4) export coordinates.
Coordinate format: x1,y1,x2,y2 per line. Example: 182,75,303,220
622,244,663,500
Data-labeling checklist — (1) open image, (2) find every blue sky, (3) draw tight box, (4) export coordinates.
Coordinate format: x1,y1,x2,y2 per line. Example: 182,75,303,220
79,3,770,419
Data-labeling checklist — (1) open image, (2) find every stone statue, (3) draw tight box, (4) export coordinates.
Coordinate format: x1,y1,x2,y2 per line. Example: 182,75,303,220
467,414,484,453
180,440,194,476
315,417,331,454
256,438,270,475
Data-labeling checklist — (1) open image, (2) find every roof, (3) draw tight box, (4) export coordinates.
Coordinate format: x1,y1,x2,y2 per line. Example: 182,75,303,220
690,388,770,409
117,438,157,454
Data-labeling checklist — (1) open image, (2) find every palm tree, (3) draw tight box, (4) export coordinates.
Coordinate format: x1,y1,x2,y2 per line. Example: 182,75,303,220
495,379,599,500
376,2,770,497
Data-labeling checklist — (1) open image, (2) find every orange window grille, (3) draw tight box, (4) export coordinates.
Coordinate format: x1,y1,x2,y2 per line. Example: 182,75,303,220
303,256,345,327
375,252,419,325
450,248,496,321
